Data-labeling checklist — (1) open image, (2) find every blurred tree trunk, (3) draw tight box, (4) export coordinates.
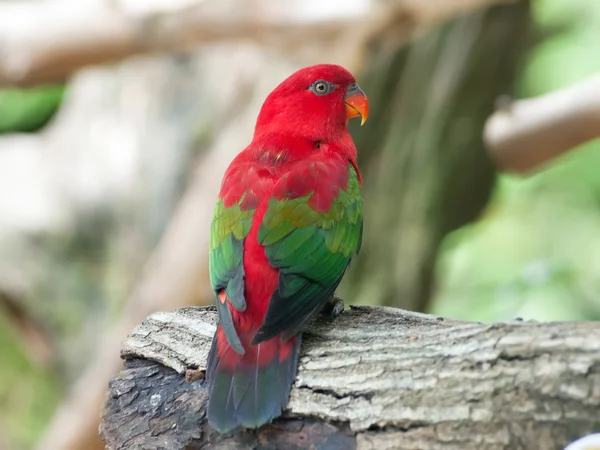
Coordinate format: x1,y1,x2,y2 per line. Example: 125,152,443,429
341,1,531,312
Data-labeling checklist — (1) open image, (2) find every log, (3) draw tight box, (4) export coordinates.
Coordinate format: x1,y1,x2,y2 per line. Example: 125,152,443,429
100,305,600,449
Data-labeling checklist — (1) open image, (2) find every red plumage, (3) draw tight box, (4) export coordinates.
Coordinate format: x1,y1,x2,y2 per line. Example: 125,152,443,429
206,64,368,432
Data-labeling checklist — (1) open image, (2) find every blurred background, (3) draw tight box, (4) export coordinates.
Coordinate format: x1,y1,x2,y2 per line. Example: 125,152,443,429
0,0,599,448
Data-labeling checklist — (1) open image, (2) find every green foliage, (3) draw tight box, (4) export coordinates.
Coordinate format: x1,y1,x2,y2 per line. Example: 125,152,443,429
0,315,62,449
0,86,64,134
432,0,600,322
0,215,115,448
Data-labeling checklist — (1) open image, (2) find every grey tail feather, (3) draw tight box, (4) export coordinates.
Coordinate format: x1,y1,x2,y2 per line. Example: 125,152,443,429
206,326,301,433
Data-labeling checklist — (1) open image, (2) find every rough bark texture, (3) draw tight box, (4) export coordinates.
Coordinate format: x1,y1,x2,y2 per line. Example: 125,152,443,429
341,1,531,312
101,306,600,449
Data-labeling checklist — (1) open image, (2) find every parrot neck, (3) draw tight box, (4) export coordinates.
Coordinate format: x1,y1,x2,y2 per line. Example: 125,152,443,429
249,131,358,166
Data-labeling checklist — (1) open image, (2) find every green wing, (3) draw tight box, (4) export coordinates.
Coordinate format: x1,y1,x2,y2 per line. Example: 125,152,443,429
252,163,363,344
209,195,255,354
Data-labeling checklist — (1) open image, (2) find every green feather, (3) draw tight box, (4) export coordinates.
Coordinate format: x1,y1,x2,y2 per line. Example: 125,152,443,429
258,218,296,246
210,198,255,251
272,226,317,261
209,194,257,343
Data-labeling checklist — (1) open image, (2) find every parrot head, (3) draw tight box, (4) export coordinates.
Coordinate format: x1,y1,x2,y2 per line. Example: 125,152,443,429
254,64,369,140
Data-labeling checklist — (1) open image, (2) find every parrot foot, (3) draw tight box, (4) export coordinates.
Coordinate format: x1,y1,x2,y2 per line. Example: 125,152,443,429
321,296,345,320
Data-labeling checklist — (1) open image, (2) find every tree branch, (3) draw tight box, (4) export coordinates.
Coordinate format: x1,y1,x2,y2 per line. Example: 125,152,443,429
0,0,516,87
101,305,600,449
484,74,600,174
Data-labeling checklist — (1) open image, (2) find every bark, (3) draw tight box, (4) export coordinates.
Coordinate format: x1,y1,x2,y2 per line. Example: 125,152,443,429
101,305,600,450
484,74,600,174
340,1,531,312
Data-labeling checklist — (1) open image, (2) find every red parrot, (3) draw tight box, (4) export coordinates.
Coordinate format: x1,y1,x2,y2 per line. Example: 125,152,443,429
206,64,368,432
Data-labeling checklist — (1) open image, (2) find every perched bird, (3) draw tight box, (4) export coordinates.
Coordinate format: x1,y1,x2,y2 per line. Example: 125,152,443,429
206,64,368,433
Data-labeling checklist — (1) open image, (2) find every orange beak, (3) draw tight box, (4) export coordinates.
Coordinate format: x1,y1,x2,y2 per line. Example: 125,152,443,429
344,83,369,126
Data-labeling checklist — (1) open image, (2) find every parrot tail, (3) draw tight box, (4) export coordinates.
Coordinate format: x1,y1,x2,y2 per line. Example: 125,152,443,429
206,324,301,433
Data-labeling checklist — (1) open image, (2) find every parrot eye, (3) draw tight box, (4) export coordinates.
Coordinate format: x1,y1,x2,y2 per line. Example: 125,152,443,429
310,80,333,96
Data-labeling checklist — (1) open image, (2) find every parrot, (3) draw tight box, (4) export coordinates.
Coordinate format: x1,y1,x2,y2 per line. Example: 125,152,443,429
206,64,369,433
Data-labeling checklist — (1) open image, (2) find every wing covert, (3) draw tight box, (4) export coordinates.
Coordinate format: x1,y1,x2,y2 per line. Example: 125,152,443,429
253,162,363,344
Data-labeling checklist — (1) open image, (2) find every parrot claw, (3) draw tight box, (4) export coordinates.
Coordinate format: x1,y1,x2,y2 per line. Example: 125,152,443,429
321,296,345,320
